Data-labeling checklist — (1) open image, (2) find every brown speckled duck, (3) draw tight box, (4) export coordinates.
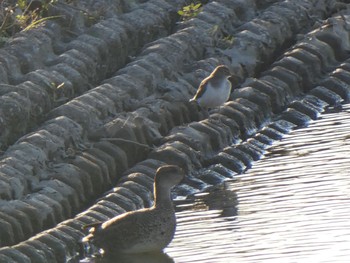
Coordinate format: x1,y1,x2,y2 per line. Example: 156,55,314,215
82,165,185,255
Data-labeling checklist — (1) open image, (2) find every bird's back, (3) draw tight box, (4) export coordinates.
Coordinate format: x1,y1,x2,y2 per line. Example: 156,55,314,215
85,206,176,254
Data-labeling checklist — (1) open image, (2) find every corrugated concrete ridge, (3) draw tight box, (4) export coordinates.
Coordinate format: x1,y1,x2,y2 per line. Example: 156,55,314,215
1,0,350,261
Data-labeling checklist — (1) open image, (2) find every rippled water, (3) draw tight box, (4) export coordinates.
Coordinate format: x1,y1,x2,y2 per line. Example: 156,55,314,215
84,105,350,263
166,105,350,263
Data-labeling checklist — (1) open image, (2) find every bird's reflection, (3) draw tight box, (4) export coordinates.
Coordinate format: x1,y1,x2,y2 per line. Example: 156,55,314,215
80,251,174,263
175,181,238,218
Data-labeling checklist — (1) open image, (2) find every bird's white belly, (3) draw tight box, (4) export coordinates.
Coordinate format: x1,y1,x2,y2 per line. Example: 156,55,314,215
198,82,231,108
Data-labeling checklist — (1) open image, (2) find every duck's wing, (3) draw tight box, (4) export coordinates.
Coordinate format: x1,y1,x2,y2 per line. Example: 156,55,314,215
191,77,210,100
92,210,151,248
81,212,131,240
85,208,149,237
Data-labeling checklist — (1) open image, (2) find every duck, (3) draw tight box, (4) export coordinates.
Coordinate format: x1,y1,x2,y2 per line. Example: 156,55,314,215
82,165,185,255
190,65,232,108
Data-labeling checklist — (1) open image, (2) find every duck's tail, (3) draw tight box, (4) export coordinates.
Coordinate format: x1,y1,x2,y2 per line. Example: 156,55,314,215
82,222,103,231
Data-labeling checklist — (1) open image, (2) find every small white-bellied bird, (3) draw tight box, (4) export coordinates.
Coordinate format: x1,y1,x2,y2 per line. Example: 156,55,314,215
190,65,232,108
82,165,185,255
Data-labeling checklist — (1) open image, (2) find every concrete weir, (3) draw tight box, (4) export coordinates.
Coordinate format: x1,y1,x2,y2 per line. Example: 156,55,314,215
1,0,350,261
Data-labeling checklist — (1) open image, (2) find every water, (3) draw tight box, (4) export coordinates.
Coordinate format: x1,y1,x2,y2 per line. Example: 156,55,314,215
82,105,350,263
166,105,350,263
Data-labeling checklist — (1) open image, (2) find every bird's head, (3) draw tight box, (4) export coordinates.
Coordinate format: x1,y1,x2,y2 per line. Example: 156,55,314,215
154,165,185,189
212,65,231,77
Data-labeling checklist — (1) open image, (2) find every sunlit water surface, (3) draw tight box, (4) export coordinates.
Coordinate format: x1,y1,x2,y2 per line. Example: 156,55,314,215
166,105,350,263
84,105,350,263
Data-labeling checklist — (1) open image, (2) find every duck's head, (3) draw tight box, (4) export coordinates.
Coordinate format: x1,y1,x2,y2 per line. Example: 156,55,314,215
154,165,185,190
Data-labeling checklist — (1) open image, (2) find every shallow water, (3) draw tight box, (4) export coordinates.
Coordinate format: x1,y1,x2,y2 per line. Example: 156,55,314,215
82,105,350,263
166,105,350,263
